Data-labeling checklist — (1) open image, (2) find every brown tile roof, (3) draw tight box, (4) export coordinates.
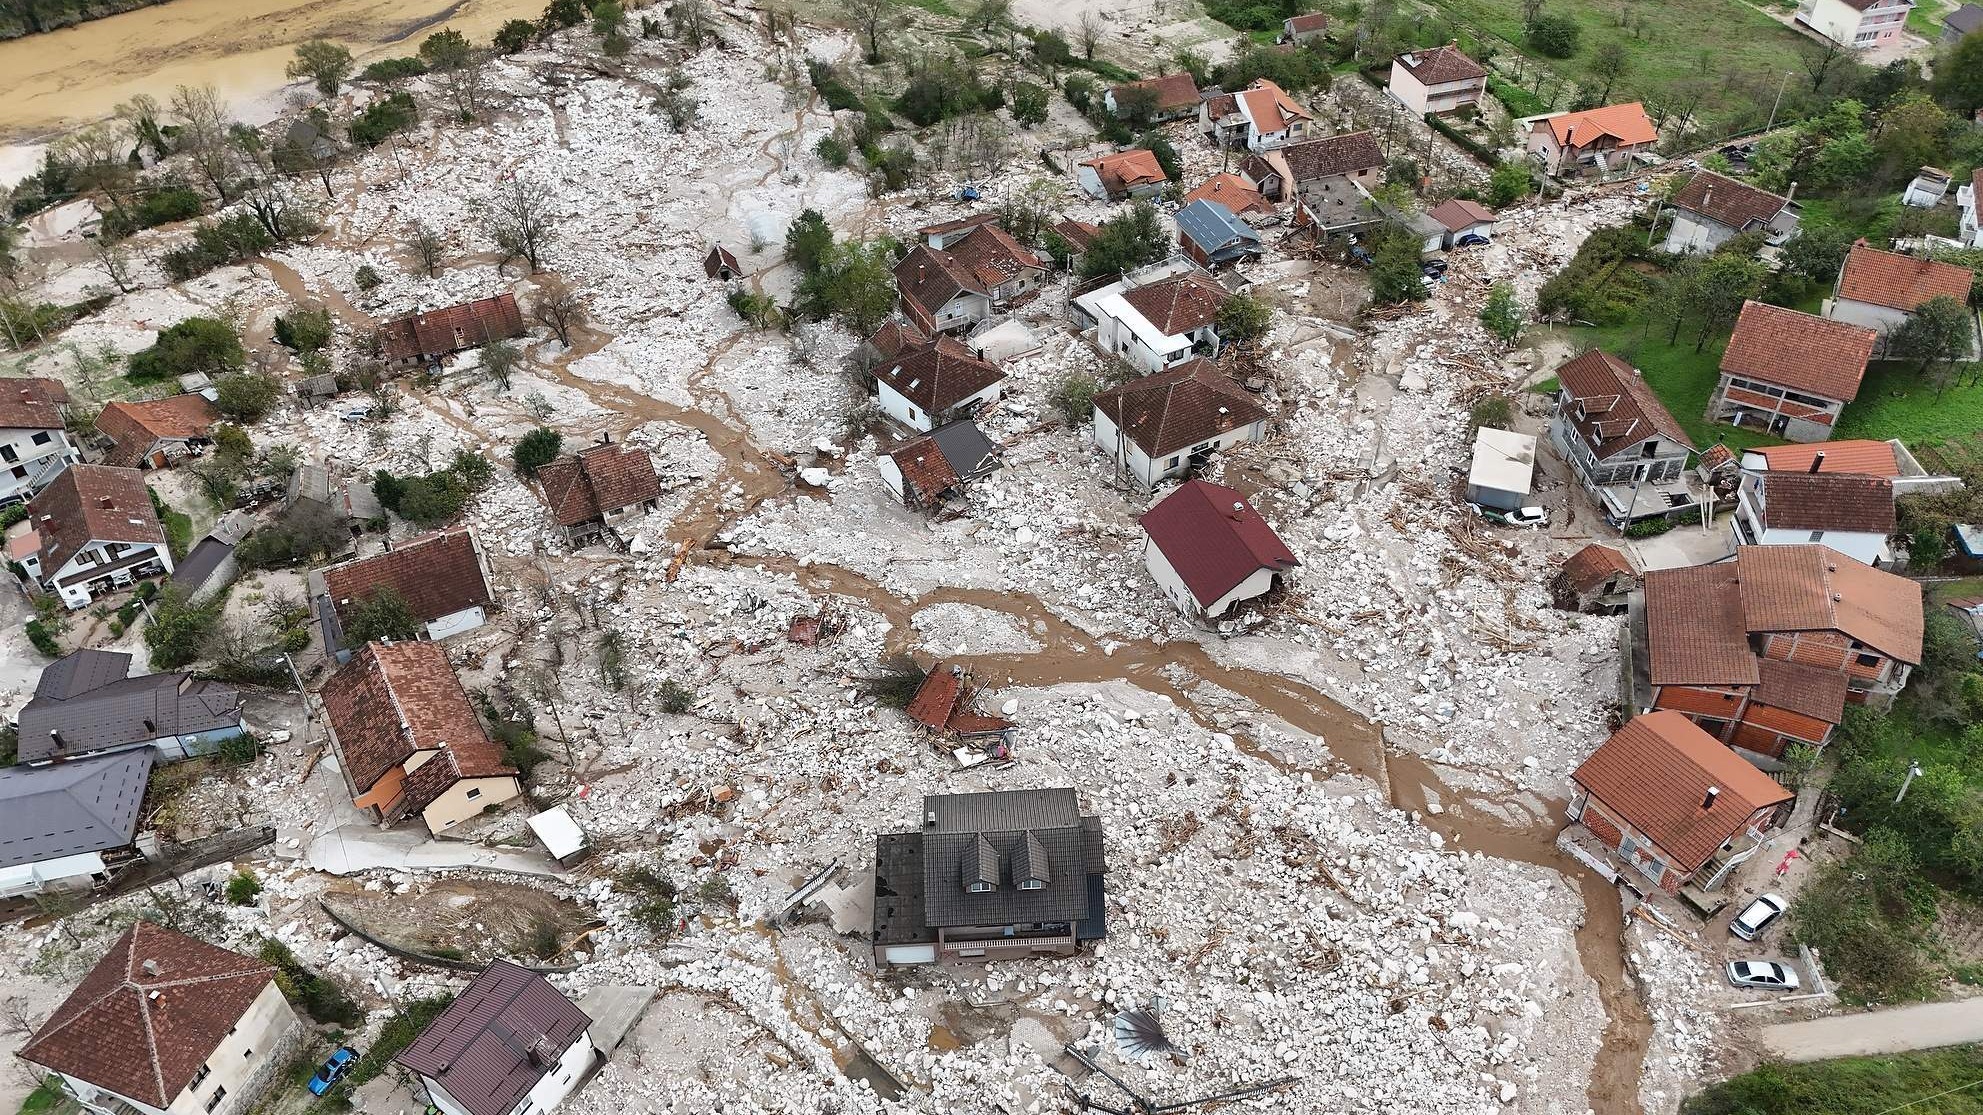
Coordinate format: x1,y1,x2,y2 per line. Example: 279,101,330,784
321,528,493,630
1053,219,1101,250
1645,562,1757,687
945,222,1046,290
1120,270,1231,336
321,641,512,805
1138,479,1299,607
916,213,999,238
1238,79,1311,134
1093,358,1269,458
1427,198,1496,231
1559,543,1635,594
905,663,1013,736
1280,131,1383,182
894,243,987,323
865,320,927,361
379,294,526,363
1736,544,1923,665
536,442,662,528
1285,12,1330,32
1752,658,1848,724
1750,440,1899,477
875,336,1006,415
1670,171,1791,232
1721,301,1876,404
0,377,66,430
1109,72,1201,114
886,437,961,503
1554,348,1694,457
26,464,165,577
1835,243,1974,312
1572,711,1792,872
1184,173,1273,217
1394,44,1486,85
703,246,743,279
394,961,591,1115
19,923,277,1109
96,394,219,467
1756,471,1895,534
1540,103,1657,148
1081,149,1169,196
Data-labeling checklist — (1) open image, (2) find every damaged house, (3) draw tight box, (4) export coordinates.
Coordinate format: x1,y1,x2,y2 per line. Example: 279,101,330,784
535,440,665,547
16,647,243,765
1709,300,1879,442
1092,358,1270,486
1524,103,1658,177
1242,130,1382,204
314,527,496,659
96,393,220,469
11,463,172,609
1661,171,1800,255
1139,479,1299,620
1553,543,1638,615
872,788,1107,966
1569,711,1794,895
1548,349,1703,526
895,243,994,336
379,293,527,368
321,640,522,834
872,336,1007,433
1175,199,1263,270
1077,149,1170,202
1199,78,1314,151
877,419,1001,511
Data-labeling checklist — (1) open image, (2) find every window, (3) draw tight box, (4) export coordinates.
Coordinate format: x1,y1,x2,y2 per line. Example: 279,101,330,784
205,1086,227,1113
966,881,994,893
243,1048,252,1057
1856,653,1882,668
0,445,16,463
190,1064,213,1092
8,466,22,480
1017,878,1046,891
30,431,48,446
466,787,482,800
1807,531,1824,542
1165,456,1180,468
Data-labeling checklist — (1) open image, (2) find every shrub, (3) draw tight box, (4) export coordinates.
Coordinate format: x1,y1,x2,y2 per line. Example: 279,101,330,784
864,653,926,709
896,57,999,126
1053,369,1099,427
727,289,780,328
214,372,282,420
343,586,421,645
258,939,363,1026
1624,516,1675,538
1486,162,1533,208
273,306,334,353
159,212,275,282
1528,14,1581,57
1479,282,1524,343
348,91,419,148
1062,75,1095,114
24,620,58,657
618,858,680,935
341,996,456,1092
236,499,350,569
225,870,262,905
494,18,537,53
1010,83,1049,127
127,185,204,230
1467,395,1515,432
217,733,263,765
806,61,863,113
658,678,695,714
144,588,220,669
360,56,428,81
512,427,563,476
354,264,382,291
128,317,246,383
815,133,849,167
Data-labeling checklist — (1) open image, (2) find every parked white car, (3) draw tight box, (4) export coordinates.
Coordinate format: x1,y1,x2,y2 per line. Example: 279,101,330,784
1726,960,1799,991
1730,893,1788,942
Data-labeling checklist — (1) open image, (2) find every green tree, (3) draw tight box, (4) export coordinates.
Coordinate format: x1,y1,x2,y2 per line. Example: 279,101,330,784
542,0,586,29
344,586,421,645
513,428,563,476
1486,162,1532,207
1687,252,1767,351
1479,282,1523,343
1078,200,1169,279
286,40,354,97
128,318,245,382
814,242,897,335
785,209,834,275
396,473,470,525
1368,228,1428,305
1887,294,1975,387
273,306,334,353
1526,14,1579,57
1811,132,1876,190
1140,133,1182,183
144,588,221,669
1010,83,1049,127
1873,93,1958,180
1932,33,1983,114
214,372,282,420
419,28,473,71
1215,292,1271,346
479,338,523,393
494,19,538,53
592,0,625,35
1780,223,1852,284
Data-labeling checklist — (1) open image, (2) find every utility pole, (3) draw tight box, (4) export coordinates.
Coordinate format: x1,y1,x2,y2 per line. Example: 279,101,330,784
1764,70,1792,135
1895,760,1924,804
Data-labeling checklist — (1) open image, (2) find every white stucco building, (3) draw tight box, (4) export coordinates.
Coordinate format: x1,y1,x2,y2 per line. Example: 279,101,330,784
398,961,601,1115
1138,479,1299,620
872,336,1006,433
1075,262,1233,376
1386,44,1487,117
1796,0,1913,47
1091,359,1270,486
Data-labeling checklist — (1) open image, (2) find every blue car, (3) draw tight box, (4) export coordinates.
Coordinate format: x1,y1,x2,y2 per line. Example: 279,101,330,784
308,1047,359,1096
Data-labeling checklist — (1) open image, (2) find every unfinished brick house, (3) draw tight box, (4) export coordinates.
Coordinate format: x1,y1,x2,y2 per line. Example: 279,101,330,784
379,293,527,367
1637,544,1924,765
1707,300,1879,443
1569,711,1794,894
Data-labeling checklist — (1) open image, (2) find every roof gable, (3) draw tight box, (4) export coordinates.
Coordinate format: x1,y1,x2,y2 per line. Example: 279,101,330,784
876,337,1006,414
1554,349,1694,457
379,294,526,362
320,529,493,629
26,464,167,576
1721,300,1877,402
1670,171,1791,231
1279,131,1383,182
537,443,662,527
320,641,512,802
1835,243,1974,312
1541,103,1657,148
1572,711,1792,871
1118,271,1231,336
1756,471,1894,534
1138,479,1298,606
1093,359,1269,458
395,961,591,1115
1395,44,1486,84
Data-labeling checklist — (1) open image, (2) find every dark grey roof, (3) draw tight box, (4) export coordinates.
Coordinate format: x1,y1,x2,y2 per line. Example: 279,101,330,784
34,649,132,701
394,961,592,1115
1175,199,1261,253
1948,3,1983,33
0,750,153,868
926,419,1000,481
916,789,1104,929
170,537,234,594
18,657,241,764
872,832,930,946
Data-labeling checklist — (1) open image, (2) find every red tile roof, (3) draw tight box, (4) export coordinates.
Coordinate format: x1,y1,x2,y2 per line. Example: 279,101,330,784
1238,79,1312,135
1750,440,1898,477
704,246,743,279
905,662,1013,736
1093,358,1269,459
886,437,961,504
1109,72,1201,114
536,442,662,527
1559,543,1635,594
1835,243,1974,312
1645,562,1757,687
20,923,278,1109
1053,219,1101,251
1735,544,1922,665
1120,270,1231,336
321,641,513,812
875,336,1005,415
894,243,987,325
1720,301,1877,404
1427,198,1496,231
395,961,591,1115
1572,711,1792,872
1554,348,1694,457
1753,658,1848,724
946,222,1046,290
96,394,219,467
1081,149,1169,197
379,294,525,363
321,528,493,631
1185,173,1273,217
865,320,928,362
1139,479,1298,607
26,464,165,577
1285,12,1330,32
1756,471,1895,534
1394,44,1486,85
1670,171,1791,232
1540,103,1657,148
0,377,66,430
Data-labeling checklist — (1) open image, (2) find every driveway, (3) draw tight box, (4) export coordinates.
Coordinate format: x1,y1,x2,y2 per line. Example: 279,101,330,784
1759,997,1983,1061
306,824,562,877
1625,521,1733,571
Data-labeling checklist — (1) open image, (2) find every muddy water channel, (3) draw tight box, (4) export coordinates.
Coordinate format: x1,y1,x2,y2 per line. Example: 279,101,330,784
0,0,546,145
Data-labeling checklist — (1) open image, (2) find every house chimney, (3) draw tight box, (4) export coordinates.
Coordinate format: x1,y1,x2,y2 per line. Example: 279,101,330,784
48,729,62,750
1702,185,1715,212
1229,501,1246,521
142,959,160,976
1785,180,1797,203
1808,451,1825,474
1702,786,1720,810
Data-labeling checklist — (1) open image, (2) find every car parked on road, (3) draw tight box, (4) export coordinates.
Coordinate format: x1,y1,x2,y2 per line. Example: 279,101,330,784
1726,960,1799,991
1730,893,1788,941
308,1047,360,1096
1468,503,1549,528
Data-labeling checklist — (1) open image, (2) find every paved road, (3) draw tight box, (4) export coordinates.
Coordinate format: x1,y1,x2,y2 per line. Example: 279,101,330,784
305,824,562,877
1760,998,1983,1061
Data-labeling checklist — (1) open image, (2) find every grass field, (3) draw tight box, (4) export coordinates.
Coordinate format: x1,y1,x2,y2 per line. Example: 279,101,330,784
1431,0,1813,133
1908,0,1956,38
1682,1042,1983,1113
1574,324,1784,451
1835,365,1983,446
17,1077,66,1114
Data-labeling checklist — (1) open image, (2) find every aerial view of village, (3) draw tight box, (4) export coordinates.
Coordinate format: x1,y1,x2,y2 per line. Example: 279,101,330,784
0,0,1981,1111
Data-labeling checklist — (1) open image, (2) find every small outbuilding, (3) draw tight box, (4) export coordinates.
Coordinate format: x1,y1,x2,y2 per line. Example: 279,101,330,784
704,245,745,280
1553,544,1638,614
527,806,590,867
1465,426,1537,512
1427,198,1497,247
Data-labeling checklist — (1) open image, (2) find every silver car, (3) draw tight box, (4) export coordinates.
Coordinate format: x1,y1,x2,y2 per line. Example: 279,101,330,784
1730,893,1788,941
1726,960,1800,991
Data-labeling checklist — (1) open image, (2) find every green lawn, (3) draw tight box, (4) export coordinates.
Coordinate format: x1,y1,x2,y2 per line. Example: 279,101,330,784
1430,0,1812,130
1574,324,1784,452
1683,1047,1983,1114
1908,0,1955,38
18,1077,66,1114
1835,364,1983,446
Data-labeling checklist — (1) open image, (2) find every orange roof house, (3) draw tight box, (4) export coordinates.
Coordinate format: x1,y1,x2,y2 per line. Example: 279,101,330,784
1105,72,1201,121
1184,173,1273,218
1710,300,1878,442
1526,103,1657,176
1570,712,1793,892
379,293,526,366
536,441,663,541
96,394,219,469
1834,242,1974,313
1079,149,1169,201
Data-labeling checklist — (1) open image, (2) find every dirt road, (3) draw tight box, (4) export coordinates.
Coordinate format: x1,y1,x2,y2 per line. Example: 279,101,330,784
1760,998,1983,1061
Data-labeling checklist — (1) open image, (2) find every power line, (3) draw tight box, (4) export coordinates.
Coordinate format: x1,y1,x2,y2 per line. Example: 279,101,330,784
1867,1075,1983,1115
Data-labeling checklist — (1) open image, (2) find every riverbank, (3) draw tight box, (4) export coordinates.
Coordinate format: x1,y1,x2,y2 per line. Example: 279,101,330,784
0,0,174,41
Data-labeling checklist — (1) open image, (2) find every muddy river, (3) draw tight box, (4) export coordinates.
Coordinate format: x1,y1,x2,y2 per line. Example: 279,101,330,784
0,0,547,153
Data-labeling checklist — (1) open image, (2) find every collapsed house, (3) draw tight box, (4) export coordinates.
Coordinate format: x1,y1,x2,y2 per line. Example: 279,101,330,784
906,661,1016,763
1552,543,1638,615
535,440,665,546
96,393,220,469
379,293,527,367
876,419,1001,512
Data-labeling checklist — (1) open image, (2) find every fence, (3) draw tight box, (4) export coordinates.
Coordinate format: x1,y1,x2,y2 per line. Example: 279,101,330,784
106,825,277,897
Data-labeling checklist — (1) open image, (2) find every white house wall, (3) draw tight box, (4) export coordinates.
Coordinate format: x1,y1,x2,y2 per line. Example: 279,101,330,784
1207,566,1277,617
0,427,76,504
424,606,487,642
876,453,908,501
1664,210,1735,254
